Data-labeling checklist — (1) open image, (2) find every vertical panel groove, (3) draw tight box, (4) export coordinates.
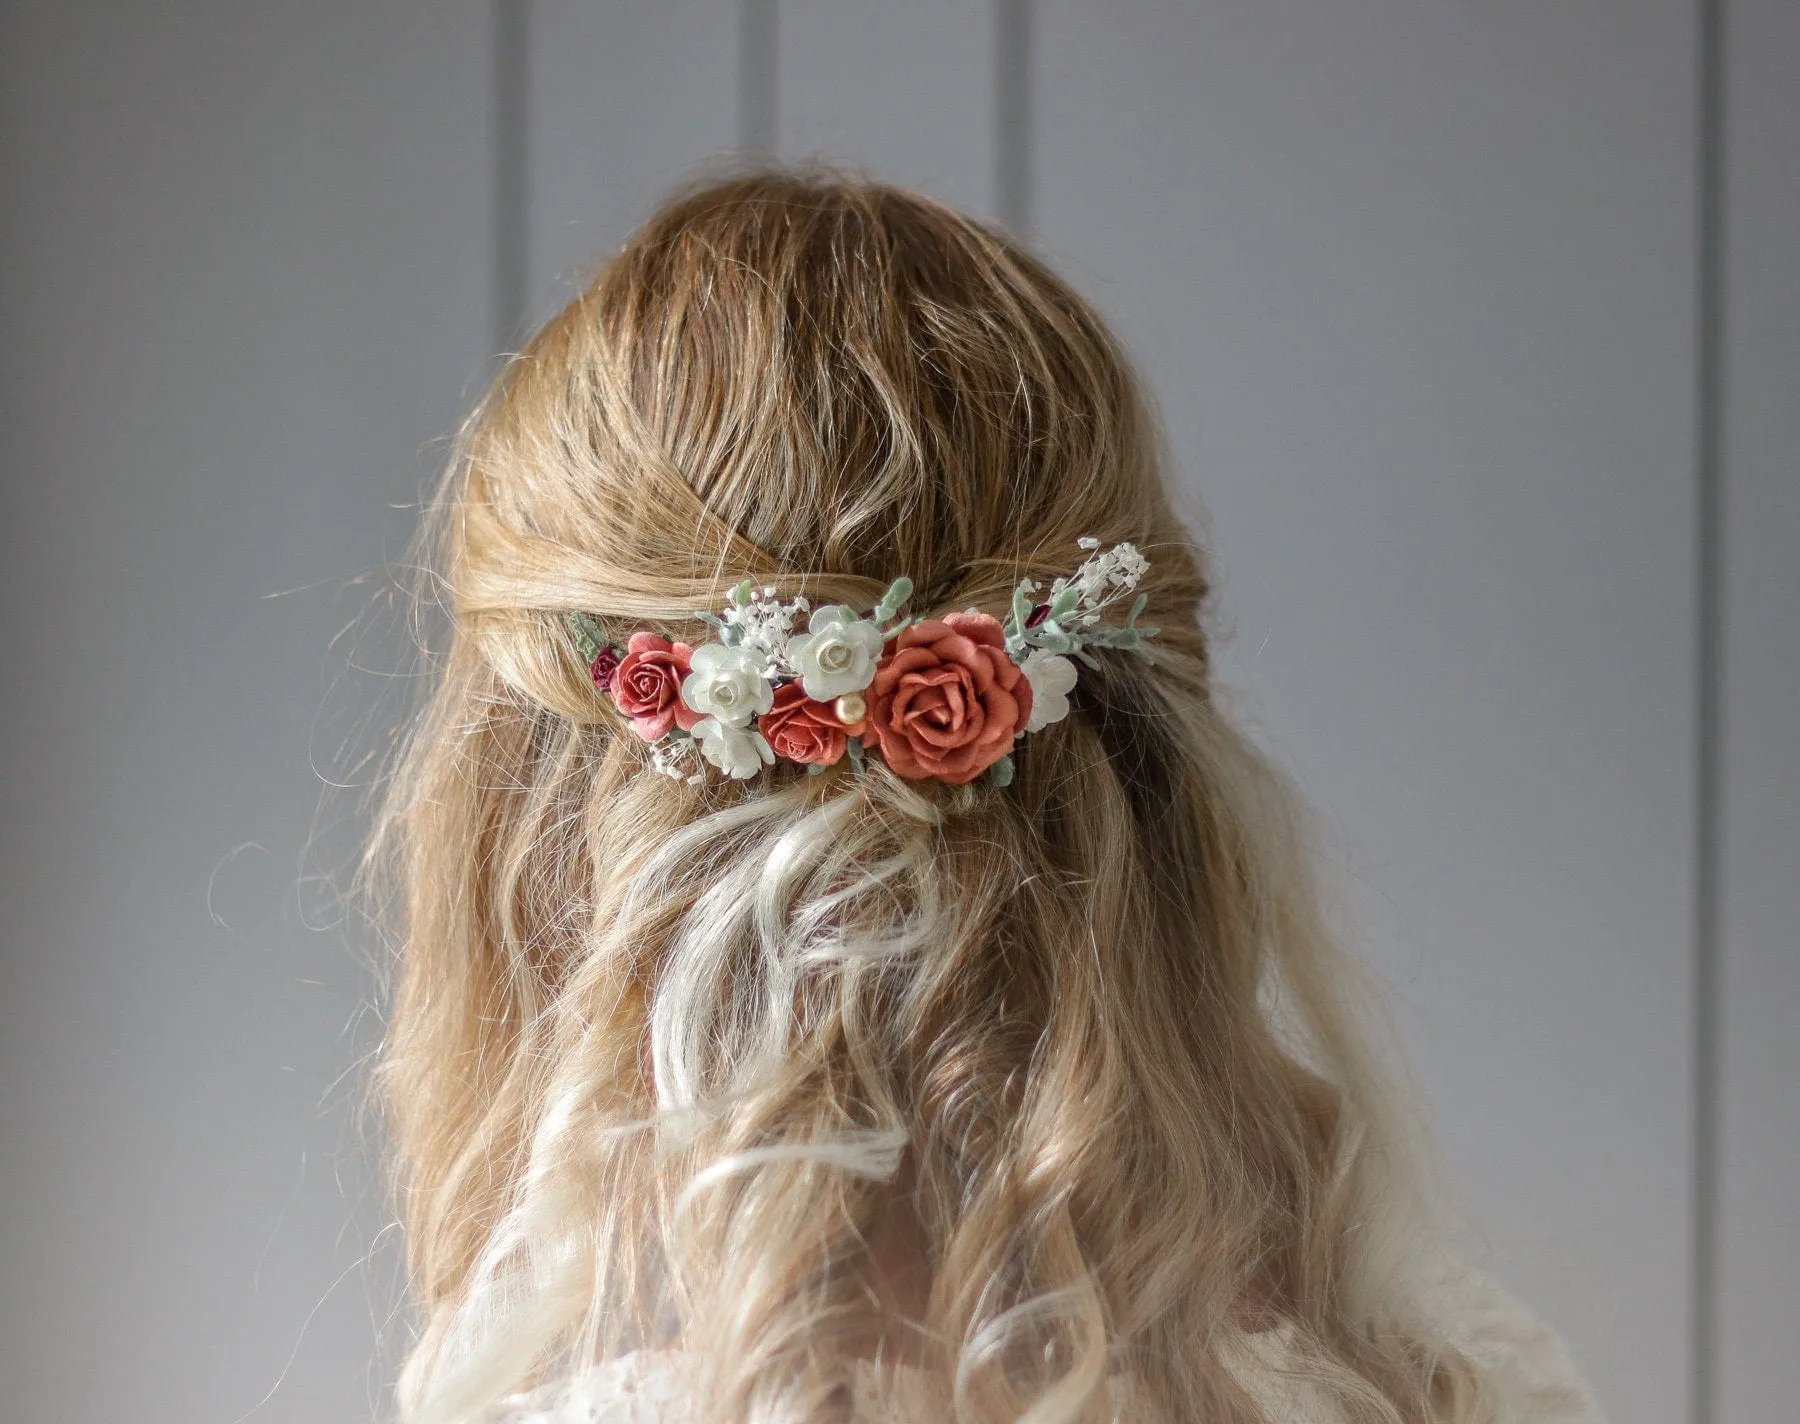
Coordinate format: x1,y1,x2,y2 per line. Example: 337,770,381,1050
493,0,530,347
996,0,1031,232
1693,1,1725,1422
741,0,779,155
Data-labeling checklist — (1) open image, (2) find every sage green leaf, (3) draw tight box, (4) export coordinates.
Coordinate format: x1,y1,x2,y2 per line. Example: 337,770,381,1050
988,754,1015,788
1007,581,1034,638
567,611,606,661
874,576,914,622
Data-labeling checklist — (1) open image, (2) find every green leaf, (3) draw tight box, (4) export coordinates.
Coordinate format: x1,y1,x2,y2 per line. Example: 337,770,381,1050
730,579,753,608
567,611,606,661
874,576,914,623
988,754,1015,788
1007,580,1035,640
845,738,867,774
1050,585,1081,619
1126,591,1149,626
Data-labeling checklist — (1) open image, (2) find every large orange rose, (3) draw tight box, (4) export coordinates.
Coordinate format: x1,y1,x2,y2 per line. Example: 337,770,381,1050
863,612,1032,784
757,682,866,766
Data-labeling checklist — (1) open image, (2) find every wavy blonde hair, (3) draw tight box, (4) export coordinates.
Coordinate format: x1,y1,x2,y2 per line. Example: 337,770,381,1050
372,172,1504,1423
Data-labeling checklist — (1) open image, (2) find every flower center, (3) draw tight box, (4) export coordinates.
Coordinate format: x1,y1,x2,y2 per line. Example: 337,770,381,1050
818,639,851,671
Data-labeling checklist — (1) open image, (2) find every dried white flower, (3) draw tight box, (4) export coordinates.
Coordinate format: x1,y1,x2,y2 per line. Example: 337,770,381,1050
720,589,808,665
1062,540,1149,619
649,736,703,784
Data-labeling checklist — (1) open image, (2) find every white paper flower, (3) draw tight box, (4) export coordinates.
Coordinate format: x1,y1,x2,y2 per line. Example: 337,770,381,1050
691,717,775,779
681,644,774,728
784,605,884,700
1021,649,1079,733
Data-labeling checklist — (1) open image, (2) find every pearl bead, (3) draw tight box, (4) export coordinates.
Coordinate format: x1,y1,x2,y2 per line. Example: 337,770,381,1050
833,693,867,725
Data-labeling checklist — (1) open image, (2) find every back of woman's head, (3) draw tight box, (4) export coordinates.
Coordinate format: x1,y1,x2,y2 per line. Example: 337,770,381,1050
375,172,1489,1424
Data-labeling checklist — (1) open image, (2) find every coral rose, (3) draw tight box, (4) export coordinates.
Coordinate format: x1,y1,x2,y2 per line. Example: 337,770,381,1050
757,682,866,767
863,612,1032,784
611,631,701,741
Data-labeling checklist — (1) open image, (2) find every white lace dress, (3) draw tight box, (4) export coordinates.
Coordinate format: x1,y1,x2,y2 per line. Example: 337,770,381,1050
494,1266,1606,1423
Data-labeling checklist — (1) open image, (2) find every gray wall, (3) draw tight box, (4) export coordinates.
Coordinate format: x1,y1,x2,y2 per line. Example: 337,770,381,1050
1,4,1791,1422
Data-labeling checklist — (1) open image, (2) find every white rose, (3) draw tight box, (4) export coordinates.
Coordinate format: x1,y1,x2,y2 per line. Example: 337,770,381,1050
1021,650,1079,733
680,643,774,728
784,605,884,700
691,717,775,780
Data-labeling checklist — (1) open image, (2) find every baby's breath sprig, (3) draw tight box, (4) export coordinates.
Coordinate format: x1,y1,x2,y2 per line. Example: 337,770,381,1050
695,581,812,676
1002,538,1158,669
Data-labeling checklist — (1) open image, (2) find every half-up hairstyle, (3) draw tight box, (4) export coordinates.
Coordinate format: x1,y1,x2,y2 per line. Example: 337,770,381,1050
371,171,1510,1423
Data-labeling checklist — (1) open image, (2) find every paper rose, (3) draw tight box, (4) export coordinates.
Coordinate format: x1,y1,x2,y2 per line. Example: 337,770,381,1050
862,612,1032,785
1020,649,1078,733
691,717,776,780
757,682,865,766
588,645,622,690
612,632,701,742
680,643,775,728
785,604,884,700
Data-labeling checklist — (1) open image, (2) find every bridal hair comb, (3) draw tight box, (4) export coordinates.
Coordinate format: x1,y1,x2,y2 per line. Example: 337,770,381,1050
568,539,1156,787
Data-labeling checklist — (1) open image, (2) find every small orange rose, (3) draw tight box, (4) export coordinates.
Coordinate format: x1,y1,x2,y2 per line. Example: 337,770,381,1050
757,682,865,766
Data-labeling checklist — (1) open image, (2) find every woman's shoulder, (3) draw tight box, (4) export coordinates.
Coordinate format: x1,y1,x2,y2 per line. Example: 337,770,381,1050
494,1264,1605,1424
492,1351,933,1424
1419,1257,1607,1421
492,1352,691,1423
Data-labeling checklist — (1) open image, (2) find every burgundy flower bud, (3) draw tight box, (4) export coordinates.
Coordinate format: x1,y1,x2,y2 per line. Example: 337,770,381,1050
589,645,622,690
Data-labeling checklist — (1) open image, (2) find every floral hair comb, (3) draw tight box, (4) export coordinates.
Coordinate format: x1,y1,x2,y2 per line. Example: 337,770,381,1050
568,539,1156,787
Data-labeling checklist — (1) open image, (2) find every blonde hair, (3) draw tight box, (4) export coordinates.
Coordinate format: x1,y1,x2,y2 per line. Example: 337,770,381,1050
371,172,1502,1423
